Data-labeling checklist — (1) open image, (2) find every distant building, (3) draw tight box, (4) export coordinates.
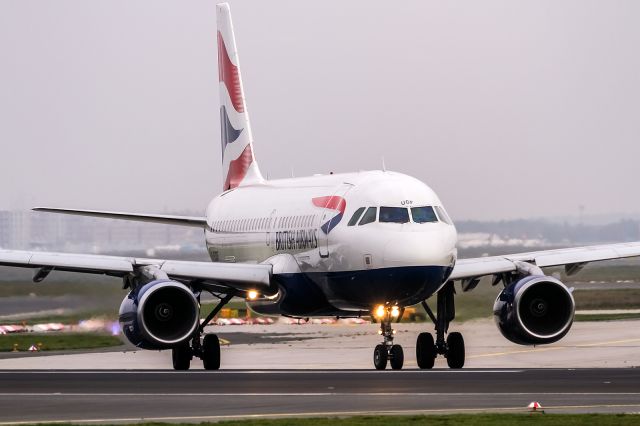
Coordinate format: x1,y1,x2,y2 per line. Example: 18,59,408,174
0,210,203,254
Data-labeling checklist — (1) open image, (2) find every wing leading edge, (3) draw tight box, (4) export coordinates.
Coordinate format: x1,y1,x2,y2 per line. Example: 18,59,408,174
0,249,272,294
33,208,207,229
450,241,640,282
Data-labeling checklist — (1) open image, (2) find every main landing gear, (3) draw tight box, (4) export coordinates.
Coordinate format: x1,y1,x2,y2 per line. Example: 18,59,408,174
172,291,235,371
372,305,404,370
416,281,465,369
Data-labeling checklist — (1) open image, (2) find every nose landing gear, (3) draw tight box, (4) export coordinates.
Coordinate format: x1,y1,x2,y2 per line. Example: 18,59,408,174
417,281,465,369
372,305,404,370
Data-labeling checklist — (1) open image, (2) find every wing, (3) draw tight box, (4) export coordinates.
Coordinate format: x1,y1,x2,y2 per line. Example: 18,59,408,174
451,241,640,284
0,249,272,295
33,208,207,229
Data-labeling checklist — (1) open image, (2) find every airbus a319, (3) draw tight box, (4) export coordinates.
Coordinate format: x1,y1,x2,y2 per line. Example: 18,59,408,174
3,3,640,370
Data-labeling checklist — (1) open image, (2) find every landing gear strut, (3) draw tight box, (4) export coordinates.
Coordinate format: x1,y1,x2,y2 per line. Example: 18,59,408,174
372,305,404,370
416,281,465,369
171,290,236,371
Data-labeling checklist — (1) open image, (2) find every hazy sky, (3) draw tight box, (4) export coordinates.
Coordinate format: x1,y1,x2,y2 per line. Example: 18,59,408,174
1,1,639,221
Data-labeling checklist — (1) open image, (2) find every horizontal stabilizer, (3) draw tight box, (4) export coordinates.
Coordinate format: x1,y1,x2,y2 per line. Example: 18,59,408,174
33,208,207,229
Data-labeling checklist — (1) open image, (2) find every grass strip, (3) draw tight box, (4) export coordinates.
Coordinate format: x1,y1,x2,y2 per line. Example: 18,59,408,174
0,333,123,352
29,414,640,426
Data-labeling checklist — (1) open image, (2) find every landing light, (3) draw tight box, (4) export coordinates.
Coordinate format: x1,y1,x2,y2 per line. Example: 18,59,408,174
374,305,386,319
247,290,259,300
390,306,400,318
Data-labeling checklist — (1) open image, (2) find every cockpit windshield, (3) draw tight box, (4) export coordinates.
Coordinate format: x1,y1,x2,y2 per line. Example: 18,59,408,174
358,207,377,225
379,207,410,224
435,206,453,225
350,205,450,226
347,207,366,226
411,206,438,223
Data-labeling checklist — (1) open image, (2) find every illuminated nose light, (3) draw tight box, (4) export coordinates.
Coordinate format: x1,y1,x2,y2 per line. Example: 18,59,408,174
374,305,386,319
247,290,259,300
390,306,400,318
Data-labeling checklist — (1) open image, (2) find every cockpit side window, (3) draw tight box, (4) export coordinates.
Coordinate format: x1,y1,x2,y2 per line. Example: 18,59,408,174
411,206,438,223
379,207,410,223
348,207,366,226
358,207,377,225
435,206,453,225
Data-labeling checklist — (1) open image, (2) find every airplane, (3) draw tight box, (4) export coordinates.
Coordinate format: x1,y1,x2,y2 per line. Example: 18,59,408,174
3,3,640,370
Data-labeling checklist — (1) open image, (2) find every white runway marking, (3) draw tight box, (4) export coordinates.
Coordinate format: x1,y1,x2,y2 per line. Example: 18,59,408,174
1,392,638,397
0,369,524,374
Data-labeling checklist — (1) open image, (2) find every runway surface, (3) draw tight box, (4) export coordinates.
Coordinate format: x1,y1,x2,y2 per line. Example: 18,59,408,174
1,369,639,423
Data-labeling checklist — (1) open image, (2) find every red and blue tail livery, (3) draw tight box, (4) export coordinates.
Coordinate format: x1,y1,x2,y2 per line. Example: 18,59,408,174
217,3,263,191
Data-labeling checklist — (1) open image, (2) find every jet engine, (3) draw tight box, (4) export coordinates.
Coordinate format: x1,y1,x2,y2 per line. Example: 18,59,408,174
119,280,200,349
493,275,575,345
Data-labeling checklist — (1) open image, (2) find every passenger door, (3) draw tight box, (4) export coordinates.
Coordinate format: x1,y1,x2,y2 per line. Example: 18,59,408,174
318,183,352,258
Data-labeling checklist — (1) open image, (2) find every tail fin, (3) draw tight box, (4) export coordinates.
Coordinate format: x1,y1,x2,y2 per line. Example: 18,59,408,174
217,3,264,191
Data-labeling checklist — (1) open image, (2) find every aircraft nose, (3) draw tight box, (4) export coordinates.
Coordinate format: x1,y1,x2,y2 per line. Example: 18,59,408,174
383,229,454,267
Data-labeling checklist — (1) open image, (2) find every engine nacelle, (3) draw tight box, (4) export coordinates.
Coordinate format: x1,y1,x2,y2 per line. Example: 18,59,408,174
119,280,200,350
493,275,575,345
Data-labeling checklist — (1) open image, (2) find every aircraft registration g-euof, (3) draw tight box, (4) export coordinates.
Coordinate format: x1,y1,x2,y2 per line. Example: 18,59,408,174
3,3,640,370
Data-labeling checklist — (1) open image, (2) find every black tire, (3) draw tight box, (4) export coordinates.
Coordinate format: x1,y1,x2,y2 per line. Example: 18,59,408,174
373,344,388,370
389,344,404,370
416,332,436,369
172,343,191,371
202,334,221,370
446,332,465,369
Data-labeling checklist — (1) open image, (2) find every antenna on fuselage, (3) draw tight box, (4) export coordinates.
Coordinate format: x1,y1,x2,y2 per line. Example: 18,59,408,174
381,156,387,172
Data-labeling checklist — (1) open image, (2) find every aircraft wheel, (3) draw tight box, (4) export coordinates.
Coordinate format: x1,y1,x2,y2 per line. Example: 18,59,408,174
373,344,388,370
172,343,191,370
416,332,436,369
446,332,465,369
202,334,221,370
389,344,404,370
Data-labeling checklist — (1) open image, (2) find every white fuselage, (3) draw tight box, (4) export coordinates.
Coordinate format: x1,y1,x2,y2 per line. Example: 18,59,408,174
204,170,457,313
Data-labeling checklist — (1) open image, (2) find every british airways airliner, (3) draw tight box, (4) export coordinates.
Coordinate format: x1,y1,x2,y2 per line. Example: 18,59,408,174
4,3,640,370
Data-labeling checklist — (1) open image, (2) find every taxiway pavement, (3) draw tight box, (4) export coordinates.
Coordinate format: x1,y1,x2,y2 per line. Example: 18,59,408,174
0,319,638,369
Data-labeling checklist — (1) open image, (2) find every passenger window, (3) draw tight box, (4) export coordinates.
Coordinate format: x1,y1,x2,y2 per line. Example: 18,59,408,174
379,207,410,224
348,207,366,226
359,207,377,225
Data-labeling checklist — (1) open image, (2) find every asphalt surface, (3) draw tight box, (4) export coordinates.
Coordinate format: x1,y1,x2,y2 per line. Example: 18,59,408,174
0,369,639,423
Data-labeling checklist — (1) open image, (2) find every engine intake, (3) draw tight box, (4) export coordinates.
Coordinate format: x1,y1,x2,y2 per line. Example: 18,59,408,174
493,275,575,345
119,280,199,349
